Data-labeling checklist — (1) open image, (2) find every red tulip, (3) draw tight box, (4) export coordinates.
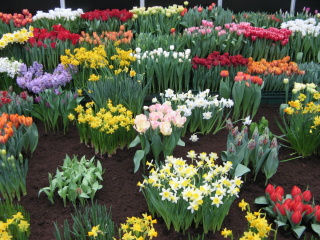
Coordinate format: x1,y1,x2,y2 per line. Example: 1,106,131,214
270,192,282,202
302,190,312,202
303,204,313,215
314,210,320,222
294,195,303,202
198,7,203,12
291,186,302,197
220,70,229,78
275,186,284,196
265,184,275,195
291,211,302,224
274,203,286,215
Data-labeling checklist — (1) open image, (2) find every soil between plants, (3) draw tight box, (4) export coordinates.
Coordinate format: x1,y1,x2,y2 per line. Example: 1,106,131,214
13,104,320,240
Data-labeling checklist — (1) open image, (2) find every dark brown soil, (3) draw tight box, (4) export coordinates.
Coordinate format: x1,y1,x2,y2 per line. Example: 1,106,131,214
14,104,320,240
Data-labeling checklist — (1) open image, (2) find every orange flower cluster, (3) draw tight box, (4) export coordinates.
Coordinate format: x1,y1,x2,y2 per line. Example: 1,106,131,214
247,56,305,76
79,25,133,45
0,9,32,27
0,113,33,144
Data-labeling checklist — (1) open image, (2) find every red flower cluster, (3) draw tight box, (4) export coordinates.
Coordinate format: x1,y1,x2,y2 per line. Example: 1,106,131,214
191,52,249,69
0,91,12,107
0,9,32,27
28,24,80,47
243,26,292,45
266,184,320,224
233,72,263,86
81,9,133,22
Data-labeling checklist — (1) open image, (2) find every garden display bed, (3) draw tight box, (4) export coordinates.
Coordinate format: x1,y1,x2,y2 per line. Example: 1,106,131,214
17,104,320,240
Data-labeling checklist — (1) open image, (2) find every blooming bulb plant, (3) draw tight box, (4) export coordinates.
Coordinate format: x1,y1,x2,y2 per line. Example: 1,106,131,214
130,103,187,172
281,18,320,37
33,8,84,21
139,151,243,233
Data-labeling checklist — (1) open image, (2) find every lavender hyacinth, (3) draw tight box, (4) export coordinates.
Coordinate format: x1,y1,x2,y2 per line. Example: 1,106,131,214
16,61,73,94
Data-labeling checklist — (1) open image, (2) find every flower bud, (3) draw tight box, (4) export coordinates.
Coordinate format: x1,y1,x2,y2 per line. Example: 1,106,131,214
291,186,302,197
231,126,238,137
274,203,286,215
302,190,312,202
275,186,284,197
283,78,289,84
247,139,256,150
1,149,6,156
265,184,275,195
228,143,236,154
291,211,302,224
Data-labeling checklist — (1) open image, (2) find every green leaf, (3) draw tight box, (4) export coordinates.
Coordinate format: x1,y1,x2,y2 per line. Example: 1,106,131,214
133,150,145,173
177,138,185,146
254,196,269,205
275,220,287,228
151,133,162,161
129,135,140,148
292,226,306,239
79,192,90,198
312,224,320,237
296,52,303,62
234,164,250,177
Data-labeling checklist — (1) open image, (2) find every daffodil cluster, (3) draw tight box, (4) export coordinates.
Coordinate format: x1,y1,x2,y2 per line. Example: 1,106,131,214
0,212,30,239
109,47,136,76
139,151,243,233
69,100,135,156
88,225,103,239
0,27,34,49
280,82,320,157
115,213,158,240
60,45,108,68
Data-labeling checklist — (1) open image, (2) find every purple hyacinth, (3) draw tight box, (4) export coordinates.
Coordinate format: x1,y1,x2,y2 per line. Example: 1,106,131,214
16,61,73,94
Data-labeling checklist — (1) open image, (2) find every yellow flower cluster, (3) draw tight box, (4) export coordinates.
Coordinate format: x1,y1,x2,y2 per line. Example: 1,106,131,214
139,151,242,213
284,92,320,129
0,212,30,239
115,213,158,240
88,225,103,238
70,100,133,134
130,5,185,18
110,47,136,75
60,45,109,68
242,210,272,239
0,27,34,49
88,74,100,81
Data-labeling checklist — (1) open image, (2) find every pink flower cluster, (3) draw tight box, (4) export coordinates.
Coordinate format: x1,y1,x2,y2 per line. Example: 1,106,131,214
185,20,227,36
225,22,292,45
133,104,186,135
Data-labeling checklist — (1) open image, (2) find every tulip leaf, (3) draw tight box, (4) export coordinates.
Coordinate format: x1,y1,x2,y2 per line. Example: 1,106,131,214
234,164,250,177
274,220,287,228
292,226,306,239
311,224,320,237
254,196,269,205
133,150,145,173
129,135,141,148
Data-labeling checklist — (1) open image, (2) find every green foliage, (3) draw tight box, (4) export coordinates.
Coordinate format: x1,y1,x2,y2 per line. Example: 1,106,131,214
0,151,28,201
54,202,115,240
39,155,104,207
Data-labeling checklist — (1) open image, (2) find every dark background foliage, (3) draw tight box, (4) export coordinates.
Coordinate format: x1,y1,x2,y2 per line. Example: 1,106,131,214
0,0,319,15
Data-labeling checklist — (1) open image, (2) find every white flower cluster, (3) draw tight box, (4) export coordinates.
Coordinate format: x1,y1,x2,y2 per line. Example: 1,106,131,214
130,5,184,17
281,18,320,37
33,8,84,21
292,82,318,94
133,47,191,64
161,88,234,119
0,57,23,78
140,152,242,213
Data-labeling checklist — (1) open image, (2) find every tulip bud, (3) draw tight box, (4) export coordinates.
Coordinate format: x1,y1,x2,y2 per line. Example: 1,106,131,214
314,210,320,222
270,192,282,202
228,143,236,154
291,211,302,224
275,186,284,197
247,139,256,150
265,184,275,195
220,70,229,78
270,137,278,149
231,126,238,137
1,149,6,156
303,204,313,215
252,127,259,139
291,186,302,197
226,118,233,131
274,203,286,215
302,190,312,202
294,195,303,202
283,78,289,84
